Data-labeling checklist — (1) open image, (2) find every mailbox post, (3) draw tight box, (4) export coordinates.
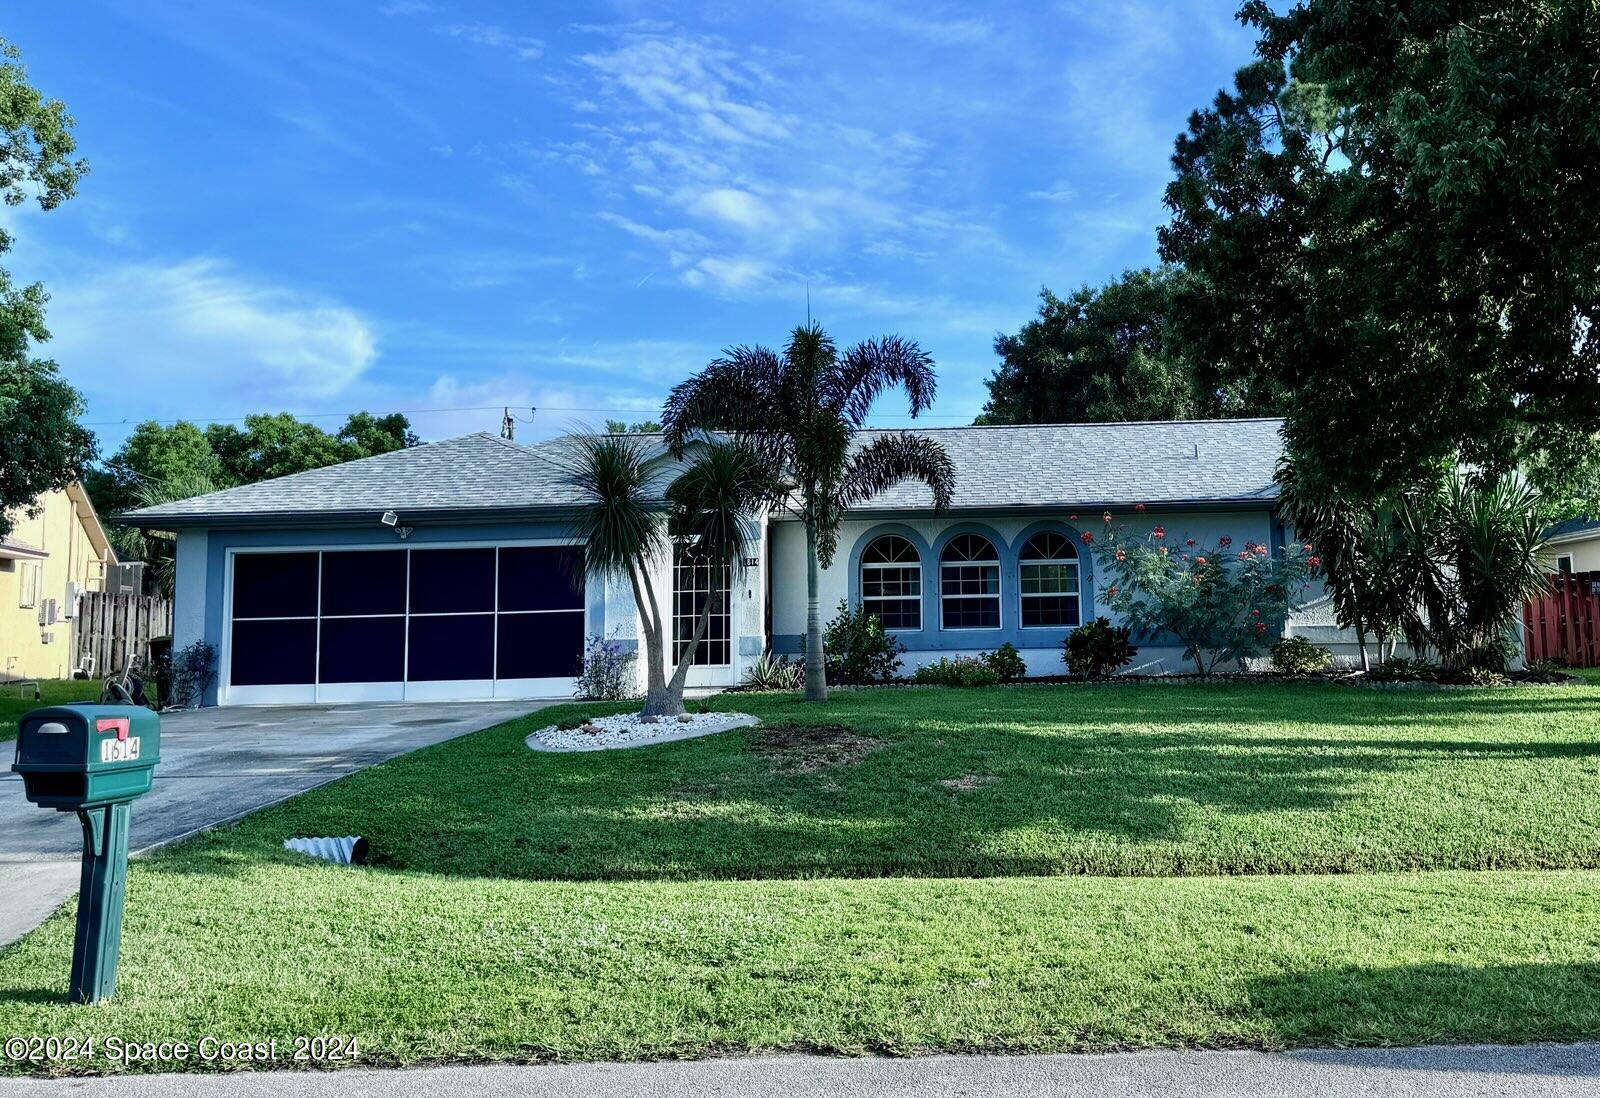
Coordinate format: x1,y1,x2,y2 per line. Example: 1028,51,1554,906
11,705,160,1004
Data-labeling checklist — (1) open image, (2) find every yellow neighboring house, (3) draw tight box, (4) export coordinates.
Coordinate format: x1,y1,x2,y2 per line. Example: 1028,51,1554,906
1,481,117,682
1539,517,1600,575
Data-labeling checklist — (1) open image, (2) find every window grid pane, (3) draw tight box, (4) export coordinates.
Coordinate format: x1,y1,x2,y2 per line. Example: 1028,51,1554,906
673,549,731,666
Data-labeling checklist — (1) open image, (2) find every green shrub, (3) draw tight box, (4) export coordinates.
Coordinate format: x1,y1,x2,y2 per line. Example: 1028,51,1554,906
913,655,1002,687
1368,656,1437,682
743,650,805,691
984,642,1027,682
807,600,905,685
1269,636,1333,675
1063,617,1138,678
1521,658,1573,683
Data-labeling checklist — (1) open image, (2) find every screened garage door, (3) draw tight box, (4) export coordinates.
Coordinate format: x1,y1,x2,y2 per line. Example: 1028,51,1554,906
226,544,585,705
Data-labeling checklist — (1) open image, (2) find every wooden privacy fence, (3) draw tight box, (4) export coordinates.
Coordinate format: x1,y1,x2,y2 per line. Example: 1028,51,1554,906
73,591,173,677
1523,571,1600,667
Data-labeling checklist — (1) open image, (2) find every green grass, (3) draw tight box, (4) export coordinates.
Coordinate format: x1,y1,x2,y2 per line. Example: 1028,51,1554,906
212,683,1600,878
2,681,1600,1073
0,679,100,742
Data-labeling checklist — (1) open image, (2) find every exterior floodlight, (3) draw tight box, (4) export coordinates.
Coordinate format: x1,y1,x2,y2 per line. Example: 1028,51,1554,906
380,510,399,527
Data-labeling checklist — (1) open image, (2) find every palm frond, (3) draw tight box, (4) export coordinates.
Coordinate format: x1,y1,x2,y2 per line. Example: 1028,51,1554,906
661,346,785,457
666,441,780,576
555,433,669,580
822,335,937,426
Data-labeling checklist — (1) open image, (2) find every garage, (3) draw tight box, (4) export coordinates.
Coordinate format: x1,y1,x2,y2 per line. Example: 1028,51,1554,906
225,543,585,705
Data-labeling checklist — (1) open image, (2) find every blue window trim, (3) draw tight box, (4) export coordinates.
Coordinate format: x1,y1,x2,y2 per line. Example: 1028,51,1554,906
841,519,1098,652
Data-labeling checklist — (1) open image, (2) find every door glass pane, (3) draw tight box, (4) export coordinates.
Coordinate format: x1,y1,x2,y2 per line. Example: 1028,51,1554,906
498,546,585,612
409,548,495,614
319,617,405,683
498,611,585,678
233,553,318,619
321,550,407,616
673,548,731,666
230,619,317,685
407,615,494,680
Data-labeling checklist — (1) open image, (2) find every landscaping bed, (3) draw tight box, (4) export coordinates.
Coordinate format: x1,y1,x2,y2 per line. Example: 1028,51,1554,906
3,680,1600,1072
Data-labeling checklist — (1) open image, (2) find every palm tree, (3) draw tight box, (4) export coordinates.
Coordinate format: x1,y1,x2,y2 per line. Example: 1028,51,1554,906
561,434,773,717
662,323,956,701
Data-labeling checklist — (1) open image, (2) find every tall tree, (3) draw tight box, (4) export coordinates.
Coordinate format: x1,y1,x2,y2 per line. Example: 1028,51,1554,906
1161,1,1600,506
979,268,1275,426
662,324,955,702
0,37,94,535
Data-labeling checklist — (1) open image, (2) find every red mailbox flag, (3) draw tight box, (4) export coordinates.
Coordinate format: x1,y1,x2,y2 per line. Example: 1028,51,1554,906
95,718,130,741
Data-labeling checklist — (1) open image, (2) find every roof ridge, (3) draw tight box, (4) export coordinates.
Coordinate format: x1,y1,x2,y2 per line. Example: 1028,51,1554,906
860,417,1285,432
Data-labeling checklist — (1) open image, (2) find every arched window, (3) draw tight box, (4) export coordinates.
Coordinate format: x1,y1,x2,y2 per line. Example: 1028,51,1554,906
940,533,1000,629
1019,531,1080,628
860,535,922,630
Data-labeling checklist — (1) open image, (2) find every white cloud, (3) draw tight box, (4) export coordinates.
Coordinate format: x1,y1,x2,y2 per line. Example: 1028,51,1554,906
438,23,545,61
44,259,378,410
687,188,776,231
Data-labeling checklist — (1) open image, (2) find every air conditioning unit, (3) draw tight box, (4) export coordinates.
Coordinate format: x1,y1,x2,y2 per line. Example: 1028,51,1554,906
106,562,145,594
38,598,59,626
63,581,83,619
40,630,53,644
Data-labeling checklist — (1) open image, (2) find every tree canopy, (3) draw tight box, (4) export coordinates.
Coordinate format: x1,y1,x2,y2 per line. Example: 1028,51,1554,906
1160,0,1600,509
0,37,94,535
88,411,419,518
978,268,1283,426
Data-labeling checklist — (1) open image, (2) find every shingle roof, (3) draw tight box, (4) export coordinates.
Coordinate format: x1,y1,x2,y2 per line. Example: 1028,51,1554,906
842,418,1284,512
1543,516,1600,542
119,433,595,526
119,419,1286,527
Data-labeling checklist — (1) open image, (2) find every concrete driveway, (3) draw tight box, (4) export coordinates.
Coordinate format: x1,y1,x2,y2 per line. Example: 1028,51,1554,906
0,700,552,947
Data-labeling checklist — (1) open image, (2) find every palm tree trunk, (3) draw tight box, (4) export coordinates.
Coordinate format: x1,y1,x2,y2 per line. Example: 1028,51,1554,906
804,524,828,702
663,591,722,710
630,566,674,718
1355,622,1370,673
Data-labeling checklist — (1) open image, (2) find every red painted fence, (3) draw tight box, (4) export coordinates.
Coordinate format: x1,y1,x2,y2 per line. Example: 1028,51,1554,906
1523,571,1600,667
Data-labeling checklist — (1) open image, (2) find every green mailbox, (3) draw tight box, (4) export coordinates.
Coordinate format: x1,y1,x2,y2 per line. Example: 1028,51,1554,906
12,705,161,1004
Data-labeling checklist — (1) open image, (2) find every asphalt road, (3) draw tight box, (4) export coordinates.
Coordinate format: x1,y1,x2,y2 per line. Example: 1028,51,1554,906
1,1045,1598,1096
0,699,546,946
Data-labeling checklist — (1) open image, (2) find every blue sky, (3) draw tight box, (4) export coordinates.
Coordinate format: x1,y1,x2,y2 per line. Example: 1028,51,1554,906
5,1,1253,452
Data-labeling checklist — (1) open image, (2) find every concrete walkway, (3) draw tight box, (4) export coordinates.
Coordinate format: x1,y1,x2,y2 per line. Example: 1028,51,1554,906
0,700,548,946
0,1045,1597,1096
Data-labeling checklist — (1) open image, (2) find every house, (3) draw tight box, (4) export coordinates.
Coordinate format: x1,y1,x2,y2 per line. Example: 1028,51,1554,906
1538,517,1600,574
1,482,118,682
122,418,1337,707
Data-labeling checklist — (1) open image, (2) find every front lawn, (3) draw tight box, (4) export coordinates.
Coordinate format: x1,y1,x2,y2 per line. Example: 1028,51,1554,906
210,683,1600,879
0,679,100,742
1,681,1598,1072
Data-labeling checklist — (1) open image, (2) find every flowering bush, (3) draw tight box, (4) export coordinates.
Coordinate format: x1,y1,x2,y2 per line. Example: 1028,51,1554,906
574,634,639,700
1089,514,1316,675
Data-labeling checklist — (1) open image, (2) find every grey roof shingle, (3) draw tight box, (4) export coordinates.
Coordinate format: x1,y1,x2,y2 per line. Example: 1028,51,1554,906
119,419,1286,527
1543,516,1600,542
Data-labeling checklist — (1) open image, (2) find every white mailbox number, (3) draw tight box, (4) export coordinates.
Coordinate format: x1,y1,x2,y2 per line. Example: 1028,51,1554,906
100,736,141,764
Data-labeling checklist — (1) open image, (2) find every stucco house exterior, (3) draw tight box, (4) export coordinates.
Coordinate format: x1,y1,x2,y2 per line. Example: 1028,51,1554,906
123,418,1338,707
1538,517,1600,574
1,481,117,682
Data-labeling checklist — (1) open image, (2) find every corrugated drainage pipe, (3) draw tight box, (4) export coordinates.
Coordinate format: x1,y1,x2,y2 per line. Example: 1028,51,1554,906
284,835,369,865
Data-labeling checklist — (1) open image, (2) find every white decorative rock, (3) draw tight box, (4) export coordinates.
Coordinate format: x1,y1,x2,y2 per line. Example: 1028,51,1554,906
527,712,760,753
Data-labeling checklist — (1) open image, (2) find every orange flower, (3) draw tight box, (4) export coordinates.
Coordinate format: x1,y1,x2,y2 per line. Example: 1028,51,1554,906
1102,511,1113,524
1152,526,1165,539
1114,549,1126,561
1196,556,1207,564
1107,585,1119,597
1080,532,1094,545
1135,503,1146,512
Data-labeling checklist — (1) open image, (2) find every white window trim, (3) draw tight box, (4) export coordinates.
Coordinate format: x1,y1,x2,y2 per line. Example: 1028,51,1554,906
860,537,923,633
1018,547,1082,630
938,537,1002,632
1556,554,1575,574
673,548,732,668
